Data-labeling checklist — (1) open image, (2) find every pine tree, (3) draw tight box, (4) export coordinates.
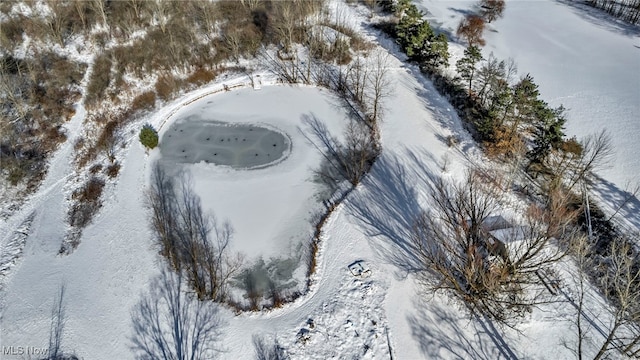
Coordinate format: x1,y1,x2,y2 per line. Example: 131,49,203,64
456,45,483,96
139,124,159,149
512,74,541,131
397,12,434,60
425,33,450,69
395,2,449,69
528,105,566,164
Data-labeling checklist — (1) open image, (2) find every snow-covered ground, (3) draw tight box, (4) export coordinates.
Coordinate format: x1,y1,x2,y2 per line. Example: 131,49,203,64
418,0,640,229
1,1,636,359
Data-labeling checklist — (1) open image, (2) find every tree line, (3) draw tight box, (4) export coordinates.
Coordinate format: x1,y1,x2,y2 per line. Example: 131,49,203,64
587,0,640,24
375,0,639,357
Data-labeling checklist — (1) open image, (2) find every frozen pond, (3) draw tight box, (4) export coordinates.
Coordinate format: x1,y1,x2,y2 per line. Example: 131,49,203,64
156,86,350,300
160,116,290,169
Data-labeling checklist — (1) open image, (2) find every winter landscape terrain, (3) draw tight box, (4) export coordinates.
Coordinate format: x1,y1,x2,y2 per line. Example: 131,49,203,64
1,0,639,359
418,0,640,232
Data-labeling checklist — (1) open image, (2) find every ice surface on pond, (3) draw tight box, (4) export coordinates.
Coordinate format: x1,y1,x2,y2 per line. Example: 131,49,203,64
160,115,290,169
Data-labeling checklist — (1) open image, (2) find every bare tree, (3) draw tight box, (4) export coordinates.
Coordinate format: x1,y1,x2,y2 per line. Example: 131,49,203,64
302,115,377,188
147,164,243,301
479,0,506,23
345,57,369,110
130,267,224,360
510,184,581,273
570,130,614,190
456,15,486,47
592,237,640,359
272,1,298,53
367,49,392,126
565,234,591,360
544,130,614,193
412,169,568,325
566,234,640,359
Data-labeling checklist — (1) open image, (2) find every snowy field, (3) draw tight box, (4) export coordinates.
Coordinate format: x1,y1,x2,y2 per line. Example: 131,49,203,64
418,0,640,229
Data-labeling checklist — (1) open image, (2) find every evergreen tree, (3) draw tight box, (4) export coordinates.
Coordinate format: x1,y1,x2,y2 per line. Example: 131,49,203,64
397,13,433,59
425,33,450,69
486,80,513,126
395,2,449,69
456,45,483,95
528,106,566,164
512,74,542,131
139,124,159,149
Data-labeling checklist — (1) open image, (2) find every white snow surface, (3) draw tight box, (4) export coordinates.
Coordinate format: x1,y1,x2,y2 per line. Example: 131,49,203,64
0,1,635,359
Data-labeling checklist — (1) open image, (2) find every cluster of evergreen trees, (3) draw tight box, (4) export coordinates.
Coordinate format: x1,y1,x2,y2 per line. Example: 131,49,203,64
394,0,449,70
389,0,569,171
455,48,568,166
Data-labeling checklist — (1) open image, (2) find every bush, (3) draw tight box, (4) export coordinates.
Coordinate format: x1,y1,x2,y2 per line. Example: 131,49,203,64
139,124,159,149
131,91,156,112
68,177,105,229
85,53,112,106
105,163,121,178
186,68,217,86
155,74,182,102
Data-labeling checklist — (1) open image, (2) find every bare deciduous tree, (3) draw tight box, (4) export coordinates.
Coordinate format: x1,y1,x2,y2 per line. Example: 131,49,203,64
456,15,486,47
272,1,298,53
147,164,243,301
479,0,506,23
543,130,614,193
567,234,640,359
302,115,377,188
367,49,392,126
412,169,571,325
593,237,640,359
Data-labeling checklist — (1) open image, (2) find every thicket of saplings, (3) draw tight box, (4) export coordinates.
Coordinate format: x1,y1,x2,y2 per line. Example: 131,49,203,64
377,0,639,356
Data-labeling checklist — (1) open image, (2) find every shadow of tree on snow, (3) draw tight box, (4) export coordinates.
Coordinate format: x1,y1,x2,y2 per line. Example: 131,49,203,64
345,148,441,277
130,267,225,360
408,294,524,360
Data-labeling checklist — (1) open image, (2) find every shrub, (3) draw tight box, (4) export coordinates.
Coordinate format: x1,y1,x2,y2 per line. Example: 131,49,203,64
85,53,112,106
68,177,105,229
105,163,121,178
139,124,159,149
155,74,182,102
186,68,217,86
131,91,156,112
